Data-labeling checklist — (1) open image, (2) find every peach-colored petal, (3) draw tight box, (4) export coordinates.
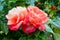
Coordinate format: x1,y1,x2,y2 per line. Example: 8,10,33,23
6,6,28,31
7,15,18,25
9,21,23,31
27,6,49,25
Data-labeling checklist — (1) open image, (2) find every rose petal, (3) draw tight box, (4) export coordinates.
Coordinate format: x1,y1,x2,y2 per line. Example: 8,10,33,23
6,6,28,31
9,21,23,31
7,15,19,25
38,24,46,30
27,6,49,25
22,23,36,34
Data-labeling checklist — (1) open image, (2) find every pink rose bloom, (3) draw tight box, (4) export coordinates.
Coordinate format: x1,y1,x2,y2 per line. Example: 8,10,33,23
6,6,49,34
6,7,28,31
22,6,49,34
27,6,49,25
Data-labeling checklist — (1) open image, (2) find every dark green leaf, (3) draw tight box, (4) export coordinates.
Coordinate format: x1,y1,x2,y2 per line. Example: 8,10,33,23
57,5,60,10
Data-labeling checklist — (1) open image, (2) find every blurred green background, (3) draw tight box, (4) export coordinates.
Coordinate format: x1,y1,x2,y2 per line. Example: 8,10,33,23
0,0,60,40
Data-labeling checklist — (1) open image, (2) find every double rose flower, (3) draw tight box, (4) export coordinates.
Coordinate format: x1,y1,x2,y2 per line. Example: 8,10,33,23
6,6,49,34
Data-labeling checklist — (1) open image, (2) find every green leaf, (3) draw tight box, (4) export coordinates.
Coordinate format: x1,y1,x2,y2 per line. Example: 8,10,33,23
3,23,8,35
2,37,8,40
2,2,6,6
10,0,17,3
45,24,54,33
0,0,4,2
0,31,4,34
44,1,51,8
54,33,60,40
34,30,40,37
53,20,60,28
49,19,60,28
44,7,51,13
49,10,56,17
28,0,35,6
54,27,60,34
55,11,60,17
0,5,3,11
50,0,54,5
34,0,38,2
0,21,8,35
57,5,60,10
19,37,26,40
28,0,38,6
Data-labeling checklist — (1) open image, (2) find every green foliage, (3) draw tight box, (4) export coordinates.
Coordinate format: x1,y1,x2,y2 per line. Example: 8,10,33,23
54,33,60,40
45,24,53,33
0,0,60,40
